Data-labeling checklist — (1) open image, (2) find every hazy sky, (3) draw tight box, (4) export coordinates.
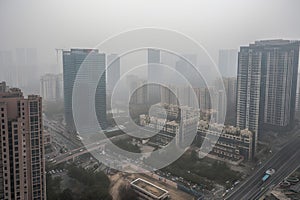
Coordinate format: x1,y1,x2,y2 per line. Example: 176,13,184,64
1,0,300,74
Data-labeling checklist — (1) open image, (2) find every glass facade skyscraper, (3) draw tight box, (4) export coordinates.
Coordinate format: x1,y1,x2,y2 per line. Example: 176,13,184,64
63,49,107,132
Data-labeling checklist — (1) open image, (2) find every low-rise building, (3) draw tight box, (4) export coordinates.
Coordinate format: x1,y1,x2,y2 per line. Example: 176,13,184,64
140,104,254,163
139,104,198,148
130,178,170,200
198,121,254,163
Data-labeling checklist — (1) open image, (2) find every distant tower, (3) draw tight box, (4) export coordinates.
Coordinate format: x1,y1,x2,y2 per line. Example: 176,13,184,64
40,73,63,102
147,49,161,105
296,73,300,111
63,49,107,132
107,54,120,94
175,54,201,87
218,49,238,77
15,48,38,89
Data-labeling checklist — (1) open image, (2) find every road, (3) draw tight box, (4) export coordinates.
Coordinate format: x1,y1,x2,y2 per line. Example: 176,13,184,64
44,118,82,149
226,136,300,200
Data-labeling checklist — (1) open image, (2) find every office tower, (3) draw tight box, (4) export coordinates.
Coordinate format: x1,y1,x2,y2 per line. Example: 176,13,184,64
15,48,38,89
223,77,237,110
218,49,238,77
40,73,63,102
296,73,300,111
215,90,226,124
127,75,148,105
106,54,120,94
176,86,197,107
199,87,212,111
0,51,16,86
215,77,237,114
63,49,107,132
236,40,299,153
160,85,178,106
0,83,46,200
174,54,204,88
147,49,161,105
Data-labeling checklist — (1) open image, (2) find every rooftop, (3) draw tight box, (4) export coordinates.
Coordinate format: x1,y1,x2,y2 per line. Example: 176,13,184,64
131,178,168,198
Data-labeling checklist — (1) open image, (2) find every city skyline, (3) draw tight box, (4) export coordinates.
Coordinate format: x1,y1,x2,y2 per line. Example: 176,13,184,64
1,0,300,199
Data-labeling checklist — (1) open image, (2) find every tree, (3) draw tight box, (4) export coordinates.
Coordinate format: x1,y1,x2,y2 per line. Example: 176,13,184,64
191,150,199,161
46,174,62,200
59,189,74,200
119,184,138,200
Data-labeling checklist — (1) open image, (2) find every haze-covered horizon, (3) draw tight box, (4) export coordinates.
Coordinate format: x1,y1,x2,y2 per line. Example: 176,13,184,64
1,0,300,95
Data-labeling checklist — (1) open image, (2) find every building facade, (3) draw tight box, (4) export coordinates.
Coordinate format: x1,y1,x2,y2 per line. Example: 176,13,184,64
296,73,300,111
40,73,63,102
139,104,253,162
106,54,120,94
218,49,238,77
223,77,237,111
197,121,253,163
0,83,46,200
236,40,299,152
147,48,161,105
63,49,107,132
139,103,198,148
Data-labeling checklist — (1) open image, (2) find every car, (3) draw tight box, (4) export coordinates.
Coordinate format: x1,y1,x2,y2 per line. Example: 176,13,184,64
266,168,276,175
234,180,240,185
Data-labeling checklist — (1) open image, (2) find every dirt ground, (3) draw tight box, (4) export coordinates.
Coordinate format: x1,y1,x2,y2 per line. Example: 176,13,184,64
109,173,126,200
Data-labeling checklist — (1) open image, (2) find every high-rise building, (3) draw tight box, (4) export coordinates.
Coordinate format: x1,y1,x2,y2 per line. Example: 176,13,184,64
296,73,300,111
218,49,238,77
174,54,203,87
15,48,38,90
215,90,226,124
0,83,46,200
63,49,107,132
106,54,120,94
0,51,16,87
223,77,237,110
215,77,237,111
236,40,300,153
198,87,212,111
147,48,161,105
127,75,148,105
40,73,63,102
160,85,178,106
